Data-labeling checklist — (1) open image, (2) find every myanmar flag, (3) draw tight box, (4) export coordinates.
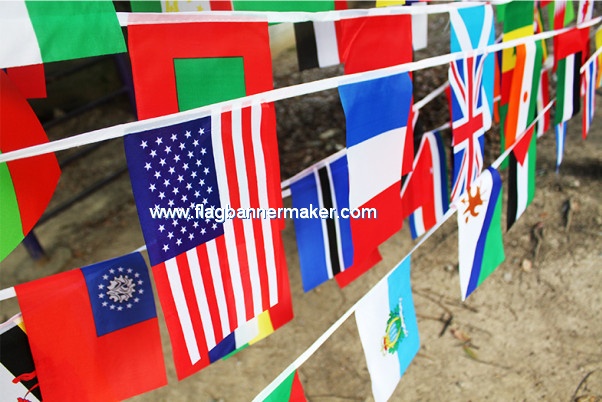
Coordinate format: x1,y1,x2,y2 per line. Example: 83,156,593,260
0,0,125,69
0,71,60,262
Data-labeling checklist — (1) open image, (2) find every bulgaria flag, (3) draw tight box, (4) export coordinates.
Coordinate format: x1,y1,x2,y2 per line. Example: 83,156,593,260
0,0,125,69
456,167,505,300
507,128,537,230
355,257,420,402
0,71,60,263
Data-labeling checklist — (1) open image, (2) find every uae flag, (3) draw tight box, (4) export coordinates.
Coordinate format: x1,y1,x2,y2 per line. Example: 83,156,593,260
0,0,125,69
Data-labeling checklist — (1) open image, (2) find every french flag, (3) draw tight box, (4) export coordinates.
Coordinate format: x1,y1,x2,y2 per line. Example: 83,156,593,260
338,73,413,264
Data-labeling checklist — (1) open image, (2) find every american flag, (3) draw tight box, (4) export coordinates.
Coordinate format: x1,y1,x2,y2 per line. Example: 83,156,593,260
448,55,487,202
124,103,284,377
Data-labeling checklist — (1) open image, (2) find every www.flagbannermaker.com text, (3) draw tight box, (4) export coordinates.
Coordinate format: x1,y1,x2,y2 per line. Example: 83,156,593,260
148,204,378,223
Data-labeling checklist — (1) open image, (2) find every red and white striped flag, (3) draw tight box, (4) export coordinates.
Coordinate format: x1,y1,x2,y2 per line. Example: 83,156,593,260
124,102,287,379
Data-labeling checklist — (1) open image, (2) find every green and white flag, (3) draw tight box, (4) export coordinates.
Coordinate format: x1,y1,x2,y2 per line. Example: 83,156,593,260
0,1,125,69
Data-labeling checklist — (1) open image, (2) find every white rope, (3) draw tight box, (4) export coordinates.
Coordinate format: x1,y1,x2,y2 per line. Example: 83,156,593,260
253,96,556,401
2,17,598,166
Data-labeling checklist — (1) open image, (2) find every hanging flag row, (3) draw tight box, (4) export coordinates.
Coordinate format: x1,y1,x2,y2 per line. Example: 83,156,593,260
0,1,601,401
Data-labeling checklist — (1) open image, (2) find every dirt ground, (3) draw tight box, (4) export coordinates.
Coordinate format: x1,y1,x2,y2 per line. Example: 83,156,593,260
1,13,601,402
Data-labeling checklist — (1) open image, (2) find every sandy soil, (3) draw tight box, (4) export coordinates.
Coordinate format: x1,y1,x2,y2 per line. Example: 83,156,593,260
1,15,601,402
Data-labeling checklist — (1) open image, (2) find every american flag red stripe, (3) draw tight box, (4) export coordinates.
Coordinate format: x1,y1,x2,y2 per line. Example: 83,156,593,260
149,104,283,378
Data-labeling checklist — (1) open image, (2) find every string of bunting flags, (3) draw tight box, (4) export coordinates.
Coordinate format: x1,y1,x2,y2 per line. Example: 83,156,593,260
0,0,600,400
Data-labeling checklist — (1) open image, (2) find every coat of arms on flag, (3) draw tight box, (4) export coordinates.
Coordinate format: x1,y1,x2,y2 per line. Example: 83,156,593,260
456,167,505,301
355,257,419,402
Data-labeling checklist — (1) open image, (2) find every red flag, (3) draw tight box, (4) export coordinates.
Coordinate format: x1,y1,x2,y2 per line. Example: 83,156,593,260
5,64,46,99
15,253,167,401
0,70,59,262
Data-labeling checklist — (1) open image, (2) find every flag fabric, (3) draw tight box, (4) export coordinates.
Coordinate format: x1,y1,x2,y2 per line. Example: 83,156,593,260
130,1,233,12
504,41,543,149
336,14,413,75
128,15,291,379
262,370,307,402
289,152,382,292
355,256,420,402
0,71,60,263
555,52,582,124
400,130,449,239
552,0,567,29
124,103,289,380
577,0,593,24
294,20,341,71
5,64,46,99
0,0,125,69
555,122,568,170
127,15,274,120
448,4,494,202
456,167,505,301
596,27,602,88
536,69,552,138
499,1,534,158
581,57,597,139
375,1,428,51
507,127,537,230
337,14,415,176
15,252,167,401
448,55,489,202
232,1,342,12
338,73,413,267
0,314,41,402
289,153,353,292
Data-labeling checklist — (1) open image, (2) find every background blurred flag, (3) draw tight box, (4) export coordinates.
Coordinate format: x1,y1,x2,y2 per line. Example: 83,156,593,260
15,253,167,401
400,129,449,239
130,0,233,12
262,370,307,402
456,167,505,301
0,71,60,263
577,0,593,24
339,73,413,269
294,20,341,71
596,27,602,88
504,42,543,149
536,69,552,138
0,0,125,69
555,122,568,170
499,1,534,159
0,314,41,402
507,127,537,230
581,57,597,139
355,257,420,402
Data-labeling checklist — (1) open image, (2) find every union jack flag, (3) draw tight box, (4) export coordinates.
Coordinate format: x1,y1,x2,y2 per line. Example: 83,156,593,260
448,54,488,202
